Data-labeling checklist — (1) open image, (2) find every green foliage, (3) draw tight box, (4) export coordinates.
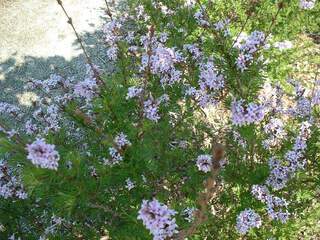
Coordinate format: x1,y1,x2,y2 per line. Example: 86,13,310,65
0,0,319,239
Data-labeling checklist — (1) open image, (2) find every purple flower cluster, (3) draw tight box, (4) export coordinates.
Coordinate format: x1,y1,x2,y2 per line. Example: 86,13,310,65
185,86,218,108
126,86,143,100
0,160,28,199
199,60,225,91
194,8,209,27
137,199,178,240
196,154,212,173
26,139,60,170
106,133,131,165
214,18,231,37
299,0,316,9
0,102,23,118
72,64,101,102
125,178,135,190
251,185,289,223
144,99,160,122
106,147,123,165
114,132,132,148
235,31,265,71
103,19,123,60
183,44,202,60
236,208,262,235
141,44,183,86
32,104,61,134
231,99,265,126
266,121,311,190
73,77,97,101
232,130,247,148
263,118,287,149
185,60,225,108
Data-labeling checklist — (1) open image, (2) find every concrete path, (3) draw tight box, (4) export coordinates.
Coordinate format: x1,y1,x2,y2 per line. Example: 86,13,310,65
0,0,108,106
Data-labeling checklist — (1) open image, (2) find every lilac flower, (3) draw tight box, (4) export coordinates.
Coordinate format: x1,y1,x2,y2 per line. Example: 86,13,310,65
231,99,265,126
312,89,320,105
194,9,209,27
214,18,230,36
266,157,290,190
236,209,262,235
42,74,64,92
235,31,265,71
251,185,270,203
107,147,123,165
265,196,290,223
0,102,23,118
26,139,60,170
126,86,143,99
251,184,290,223
144,99,160,122
160,68,182,85
150,46,176,73
25,120,38,135
44,104,61,133
185,86,218,108
199,60,225,91
103,20,122,44
296,97,311,117
196,154,212,173
125,178,135,190
183,44,202,59
266,121,311,190
114,132,131,148
264,118,285,137
106,46,118,60
74,77,97,100
299,0,316,9
140,43,182,86
0,160,28,199
138,199,178,240
263,118,287,149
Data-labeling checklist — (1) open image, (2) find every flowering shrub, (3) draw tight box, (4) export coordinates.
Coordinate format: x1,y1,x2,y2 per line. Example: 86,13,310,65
0,0,319,239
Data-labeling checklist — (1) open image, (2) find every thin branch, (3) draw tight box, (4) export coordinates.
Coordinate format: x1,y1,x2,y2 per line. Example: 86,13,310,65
174,142,224,239
56,0,104,85
230,14,250,51
104,0,113,20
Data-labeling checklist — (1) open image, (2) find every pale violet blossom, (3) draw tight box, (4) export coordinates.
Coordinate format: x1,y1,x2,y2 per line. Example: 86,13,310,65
26,139,60,170
236,209,262,235
125,178,135,190
196,154,212,173
138,199,178,240
299,0,316,9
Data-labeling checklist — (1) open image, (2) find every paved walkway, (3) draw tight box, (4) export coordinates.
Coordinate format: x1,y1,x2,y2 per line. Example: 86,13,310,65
0,0,107,106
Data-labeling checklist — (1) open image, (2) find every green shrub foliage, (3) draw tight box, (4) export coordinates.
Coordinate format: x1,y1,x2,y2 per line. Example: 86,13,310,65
0,0,319,239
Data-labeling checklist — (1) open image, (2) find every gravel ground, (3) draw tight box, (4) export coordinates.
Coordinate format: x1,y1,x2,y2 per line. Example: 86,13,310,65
0,0,108,106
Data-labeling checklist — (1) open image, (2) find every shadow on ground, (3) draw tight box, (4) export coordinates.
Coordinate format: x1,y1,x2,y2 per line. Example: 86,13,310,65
0,29,111,107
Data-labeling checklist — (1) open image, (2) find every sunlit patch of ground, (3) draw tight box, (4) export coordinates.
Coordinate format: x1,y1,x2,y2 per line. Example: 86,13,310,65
0,0,108,105
16,92,39,106
0,0,105,62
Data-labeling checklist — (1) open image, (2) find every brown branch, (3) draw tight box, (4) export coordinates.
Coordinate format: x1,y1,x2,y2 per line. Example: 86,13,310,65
104,0,113,20
56,0,104,86
174,142,225,239
230,14,250,51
